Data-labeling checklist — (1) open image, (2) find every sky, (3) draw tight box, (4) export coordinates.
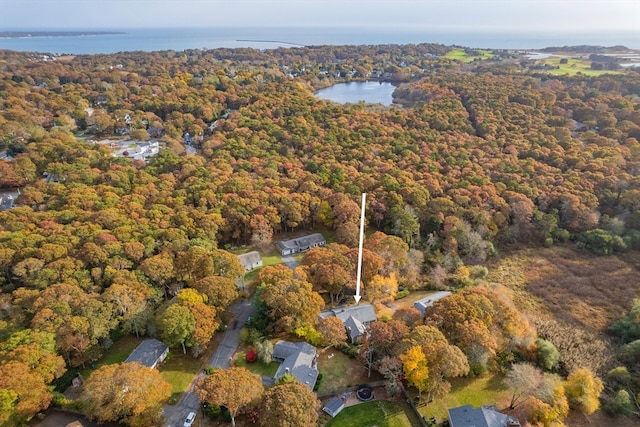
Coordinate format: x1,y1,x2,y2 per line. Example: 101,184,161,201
0,0,638,33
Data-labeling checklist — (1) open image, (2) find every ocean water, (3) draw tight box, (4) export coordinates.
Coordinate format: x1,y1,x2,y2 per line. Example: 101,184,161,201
1,27,638,54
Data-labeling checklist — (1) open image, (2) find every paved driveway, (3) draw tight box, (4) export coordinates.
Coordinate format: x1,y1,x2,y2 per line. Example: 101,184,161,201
163,300,255,427
281,255,300,269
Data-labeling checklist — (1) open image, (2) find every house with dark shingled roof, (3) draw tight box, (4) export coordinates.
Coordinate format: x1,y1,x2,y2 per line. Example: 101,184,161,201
124,338,169,369
272,340,318,390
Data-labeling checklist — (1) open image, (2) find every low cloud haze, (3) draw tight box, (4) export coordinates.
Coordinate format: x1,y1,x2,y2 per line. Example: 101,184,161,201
1,0,638,33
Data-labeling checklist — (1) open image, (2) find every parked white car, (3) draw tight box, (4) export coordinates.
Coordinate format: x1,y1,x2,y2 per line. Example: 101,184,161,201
183,411,196,427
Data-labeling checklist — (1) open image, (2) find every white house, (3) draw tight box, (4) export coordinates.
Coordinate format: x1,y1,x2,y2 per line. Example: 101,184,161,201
237,251,262,271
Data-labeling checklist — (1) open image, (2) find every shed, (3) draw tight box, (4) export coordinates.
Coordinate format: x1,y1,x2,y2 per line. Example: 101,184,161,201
323,396,345,418
124,339,169,369
238,251,263,271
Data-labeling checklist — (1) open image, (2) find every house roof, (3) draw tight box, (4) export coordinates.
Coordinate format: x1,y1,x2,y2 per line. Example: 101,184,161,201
323,396,345,416
344,316,367,341
238,251,261,267
273,341,318,390
276,233,326,252
276,239,299,252
124,339,168,368
448,404,521,427
414,291,452,313
0,191,20,211
328,304,377,324
272,340,302,361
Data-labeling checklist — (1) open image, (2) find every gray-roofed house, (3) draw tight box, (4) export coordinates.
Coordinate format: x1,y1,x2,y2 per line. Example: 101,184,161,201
124,338,169,369
448,404,521,427
237,251,262,271
272,341,318,390
414,291,452,316
275,233,326,256
319,304,377,343
323,396,345,418
0,191,20,211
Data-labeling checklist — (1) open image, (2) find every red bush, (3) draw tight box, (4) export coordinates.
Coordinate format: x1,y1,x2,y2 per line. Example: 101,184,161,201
246,348,257,363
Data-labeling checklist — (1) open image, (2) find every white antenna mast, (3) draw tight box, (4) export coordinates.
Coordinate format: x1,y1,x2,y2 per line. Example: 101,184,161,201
354,193,366,304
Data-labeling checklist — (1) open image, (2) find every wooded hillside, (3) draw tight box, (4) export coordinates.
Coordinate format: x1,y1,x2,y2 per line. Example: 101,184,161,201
0,43,639,424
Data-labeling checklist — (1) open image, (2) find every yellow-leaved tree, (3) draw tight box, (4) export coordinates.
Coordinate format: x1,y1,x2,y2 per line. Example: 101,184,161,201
400,345,429,399
565,368,604,415
195,367,264,427
81,362,171,426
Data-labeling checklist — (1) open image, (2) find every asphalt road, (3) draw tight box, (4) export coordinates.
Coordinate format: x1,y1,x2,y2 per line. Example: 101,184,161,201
163,299,256,427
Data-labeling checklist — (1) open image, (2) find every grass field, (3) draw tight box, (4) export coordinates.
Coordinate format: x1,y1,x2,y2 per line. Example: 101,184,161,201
417,373,510,421
538,57,625,76
445,48,494,62
324,400,420,427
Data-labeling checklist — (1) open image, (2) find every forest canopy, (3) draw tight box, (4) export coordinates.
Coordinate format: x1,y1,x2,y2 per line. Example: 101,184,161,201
0,42,639,423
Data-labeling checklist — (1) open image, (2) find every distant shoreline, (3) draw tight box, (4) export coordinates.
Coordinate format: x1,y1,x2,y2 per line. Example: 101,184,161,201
0,31,125,39
236,39,305,47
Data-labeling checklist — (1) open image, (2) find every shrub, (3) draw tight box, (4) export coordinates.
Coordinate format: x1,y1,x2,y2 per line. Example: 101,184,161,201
536,338,560,371
617,340,640,366
609,298,640,343
246,348,257,363
294,325,322,346
577,229,626,255
240,327,262,345
255,339,274,364
468,265,488,279
603,389,634,416
203,365,217,375
202,402,221,419
314,373,323,391
338,343,359,358
395,289,410,300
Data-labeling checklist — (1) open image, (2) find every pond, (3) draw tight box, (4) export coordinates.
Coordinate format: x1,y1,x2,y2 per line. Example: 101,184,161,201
315,81,396,105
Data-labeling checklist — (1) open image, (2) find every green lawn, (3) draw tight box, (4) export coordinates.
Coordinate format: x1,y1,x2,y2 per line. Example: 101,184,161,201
160,351,206,403
79,335,144,381
317,351,381,393
445,48,494,62
539,57,625,76
324,400,419,427
233,349,279,377
242,252,283,283
417,373,510,421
